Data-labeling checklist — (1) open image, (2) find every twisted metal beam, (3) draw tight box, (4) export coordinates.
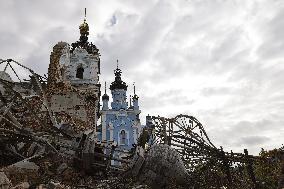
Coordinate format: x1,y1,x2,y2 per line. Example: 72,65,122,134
148,114,259,169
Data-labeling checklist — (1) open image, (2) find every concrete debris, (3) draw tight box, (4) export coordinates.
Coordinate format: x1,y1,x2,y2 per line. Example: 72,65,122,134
46,181,66,189
0,172,12,189
2,162,39,187
278,162,284,189
11,161,39,171
12,181,29,189
131,185,149,189
56,163,68,175
0,136,189,188
138,145,189,189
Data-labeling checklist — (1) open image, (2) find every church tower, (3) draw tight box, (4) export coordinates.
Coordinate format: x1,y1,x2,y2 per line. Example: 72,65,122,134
60,9,101,93
102,82,109,111
66,11,100,90
110,60,128,110
46,9,101,133
98,61,142,154
132,83,139,111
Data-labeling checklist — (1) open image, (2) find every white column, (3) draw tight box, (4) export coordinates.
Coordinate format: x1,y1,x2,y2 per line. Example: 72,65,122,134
109,122,114,141
133,127,137,143
102,114,106,141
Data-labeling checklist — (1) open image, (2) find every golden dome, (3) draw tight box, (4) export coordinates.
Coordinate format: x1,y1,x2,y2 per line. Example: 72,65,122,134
79,18,89,36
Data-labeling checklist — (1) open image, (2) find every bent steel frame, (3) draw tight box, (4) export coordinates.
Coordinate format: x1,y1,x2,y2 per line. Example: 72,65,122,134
146,114,261,188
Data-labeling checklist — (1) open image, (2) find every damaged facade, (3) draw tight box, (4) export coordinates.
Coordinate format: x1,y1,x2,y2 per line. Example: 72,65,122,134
46,17,101,133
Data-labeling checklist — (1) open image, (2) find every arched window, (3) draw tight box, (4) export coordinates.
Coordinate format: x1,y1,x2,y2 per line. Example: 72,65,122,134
60,68,64,77
120,130,127,145
76,67,84,79
60,67,66,81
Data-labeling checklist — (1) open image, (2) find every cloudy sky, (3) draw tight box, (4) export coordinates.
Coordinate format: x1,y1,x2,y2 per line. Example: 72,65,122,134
1,0,284,155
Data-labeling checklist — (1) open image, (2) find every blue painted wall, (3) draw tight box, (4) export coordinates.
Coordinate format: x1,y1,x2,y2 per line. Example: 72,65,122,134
98,67,141,151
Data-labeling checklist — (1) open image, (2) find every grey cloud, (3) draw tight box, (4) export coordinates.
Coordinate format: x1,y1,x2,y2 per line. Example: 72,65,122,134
141,89,195,111
229,119,277,134
0,32,26,58
201,87,233,97
239,135,270,146
257,6,284,59
209,118,283,152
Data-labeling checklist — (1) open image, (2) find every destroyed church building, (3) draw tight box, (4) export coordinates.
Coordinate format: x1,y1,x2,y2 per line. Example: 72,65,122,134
2,9,284,189
1,14,143,156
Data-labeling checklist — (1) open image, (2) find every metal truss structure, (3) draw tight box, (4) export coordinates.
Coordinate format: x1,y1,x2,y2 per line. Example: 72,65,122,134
148,115,216,170
146,114,261,188
0,59,60,164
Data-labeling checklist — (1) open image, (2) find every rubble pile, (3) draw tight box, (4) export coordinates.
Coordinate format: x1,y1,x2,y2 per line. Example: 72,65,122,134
0,138,188,188
137,145,189,189
0,58,168,188
11,96,49,132
0,172,12,189
0,98,189,188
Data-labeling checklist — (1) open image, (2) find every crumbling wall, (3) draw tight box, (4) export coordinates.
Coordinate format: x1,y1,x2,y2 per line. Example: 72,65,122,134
0,71,13,95
50,93,87,120
47,42,69,89
11,95,51,131
45,42,99,133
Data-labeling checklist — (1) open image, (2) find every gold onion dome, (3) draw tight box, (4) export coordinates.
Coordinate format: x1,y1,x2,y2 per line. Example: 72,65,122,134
79,18,89,36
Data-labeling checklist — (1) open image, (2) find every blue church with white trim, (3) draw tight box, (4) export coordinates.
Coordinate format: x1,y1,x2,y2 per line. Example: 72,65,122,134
97,62,142,151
